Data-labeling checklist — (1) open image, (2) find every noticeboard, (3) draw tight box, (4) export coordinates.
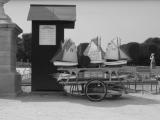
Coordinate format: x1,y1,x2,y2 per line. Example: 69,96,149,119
39,25,56,45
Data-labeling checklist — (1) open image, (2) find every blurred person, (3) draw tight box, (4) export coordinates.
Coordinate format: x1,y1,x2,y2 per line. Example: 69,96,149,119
150,53,156,69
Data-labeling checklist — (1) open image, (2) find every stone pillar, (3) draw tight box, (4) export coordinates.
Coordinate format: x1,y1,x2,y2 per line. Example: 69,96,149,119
0,0,23,96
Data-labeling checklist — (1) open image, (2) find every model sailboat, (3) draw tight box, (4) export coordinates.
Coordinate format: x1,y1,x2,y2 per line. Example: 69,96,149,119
51,39,78,66
83,37,105,64
104,37,130,66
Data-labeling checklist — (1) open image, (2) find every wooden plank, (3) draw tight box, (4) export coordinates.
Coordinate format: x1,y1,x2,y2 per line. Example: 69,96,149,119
136,66,150,73
59,80,158,85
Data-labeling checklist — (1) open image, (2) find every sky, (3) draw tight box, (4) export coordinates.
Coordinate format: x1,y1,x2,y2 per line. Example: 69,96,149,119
4,0,160,49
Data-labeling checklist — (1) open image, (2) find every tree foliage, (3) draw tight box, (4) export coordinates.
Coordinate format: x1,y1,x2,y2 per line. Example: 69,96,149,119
122,37,160,66
16,37,25,61
16,33,32,62
22,33,32,62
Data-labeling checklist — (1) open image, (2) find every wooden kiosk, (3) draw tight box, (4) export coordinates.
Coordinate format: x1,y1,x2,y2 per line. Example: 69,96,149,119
27,5,76,91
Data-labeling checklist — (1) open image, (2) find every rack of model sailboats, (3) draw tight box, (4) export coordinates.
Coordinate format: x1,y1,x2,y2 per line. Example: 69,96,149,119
83,36,130,66
51,37,130,67
51,37,130,81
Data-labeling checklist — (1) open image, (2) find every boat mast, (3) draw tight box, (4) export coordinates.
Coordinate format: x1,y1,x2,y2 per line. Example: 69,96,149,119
117,37,121,60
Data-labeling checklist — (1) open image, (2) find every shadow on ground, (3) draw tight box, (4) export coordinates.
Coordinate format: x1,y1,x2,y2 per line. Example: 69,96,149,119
1,91,160,108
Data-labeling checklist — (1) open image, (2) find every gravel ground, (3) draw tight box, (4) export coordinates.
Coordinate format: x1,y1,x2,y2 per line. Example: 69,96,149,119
0,92,160,120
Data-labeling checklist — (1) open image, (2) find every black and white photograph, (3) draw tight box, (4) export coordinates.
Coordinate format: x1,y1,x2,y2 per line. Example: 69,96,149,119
0,0,160,120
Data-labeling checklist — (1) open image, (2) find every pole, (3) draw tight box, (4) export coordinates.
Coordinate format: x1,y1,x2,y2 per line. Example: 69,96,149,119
117,37,121,60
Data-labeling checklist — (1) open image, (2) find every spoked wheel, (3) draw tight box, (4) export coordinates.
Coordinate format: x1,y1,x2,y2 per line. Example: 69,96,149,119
85,80,107,101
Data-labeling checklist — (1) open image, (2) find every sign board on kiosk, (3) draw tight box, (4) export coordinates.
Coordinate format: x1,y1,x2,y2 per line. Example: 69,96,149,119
27,5,76,91
39,25,56,45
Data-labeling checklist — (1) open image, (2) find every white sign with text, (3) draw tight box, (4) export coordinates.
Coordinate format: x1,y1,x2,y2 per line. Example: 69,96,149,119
39,25,56,45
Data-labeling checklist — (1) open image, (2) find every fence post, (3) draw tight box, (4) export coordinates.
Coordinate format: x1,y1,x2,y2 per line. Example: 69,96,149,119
135,80,137,92
142,80,144,94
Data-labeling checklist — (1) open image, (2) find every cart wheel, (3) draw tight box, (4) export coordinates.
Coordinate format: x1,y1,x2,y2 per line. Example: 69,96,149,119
85,80,107,101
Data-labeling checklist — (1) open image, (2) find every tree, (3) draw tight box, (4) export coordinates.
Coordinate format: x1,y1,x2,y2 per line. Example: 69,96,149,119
16,33,32,62
16,37,25,61
155,47,160,66
128,42,140,65
138,43,150,65
22,33,32,62
144,37,160,66
121,37,160,66
144,37,160,45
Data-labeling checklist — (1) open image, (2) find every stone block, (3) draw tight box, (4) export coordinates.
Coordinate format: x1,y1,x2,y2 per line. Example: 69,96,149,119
0,65,15,72
0,72,22,96
0,29,17,52
0,51,16,66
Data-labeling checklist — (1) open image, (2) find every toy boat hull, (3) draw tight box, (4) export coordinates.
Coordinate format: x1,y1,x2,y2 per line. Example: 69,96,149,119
53,61,78,66
103,60,127,66
53,73,76,81
90,60,104,64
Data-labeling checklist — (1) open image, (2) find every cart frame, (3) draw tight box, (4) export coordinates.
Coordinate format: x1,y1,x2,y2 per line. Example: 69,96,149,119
56,67,131,101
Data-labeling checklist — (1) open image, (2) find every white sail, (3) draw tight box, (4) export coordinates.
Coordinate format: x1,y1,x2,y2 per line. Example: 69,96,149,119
105,41,119,60
62,40,78,62
105,38,129,60
51,39,78,66
84,37,104,63
104,38,129,66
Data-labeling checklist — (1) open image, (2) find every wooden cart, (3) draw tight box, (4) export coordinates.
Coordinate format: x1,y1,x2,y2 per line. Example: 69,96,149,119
54,67,131,101
52,66,159,101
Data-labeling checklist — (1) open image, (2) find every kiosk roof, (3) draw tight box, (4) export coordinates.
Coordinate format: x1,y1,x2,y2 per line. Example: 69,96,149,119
28,5,76,21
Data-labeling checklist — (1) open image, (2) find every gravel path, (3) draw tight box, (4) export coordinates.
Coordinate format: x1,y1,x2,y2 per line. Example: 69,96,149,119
0,93,160,120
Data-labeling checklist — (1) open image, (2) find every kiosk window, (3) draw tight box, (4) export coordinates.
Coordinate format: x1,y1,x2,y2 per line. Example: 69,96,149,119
39,25,56,45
